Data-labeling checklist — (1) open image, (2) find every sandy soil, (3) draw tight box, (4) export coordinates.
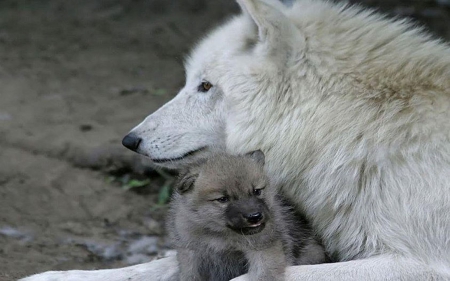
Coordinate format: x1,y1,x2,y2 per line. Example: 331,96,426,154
0,0,448,280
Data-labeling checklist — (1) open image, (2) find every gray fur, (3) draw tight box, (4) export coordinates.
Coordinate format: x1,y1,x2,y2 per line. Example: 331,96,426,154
167,152,328,281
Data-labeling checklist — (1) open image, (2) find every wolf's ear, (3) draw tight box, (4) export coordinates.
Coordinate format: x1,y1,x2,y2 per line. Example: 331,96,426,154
245,150,265,166
175,170,199,194
237,0,300,54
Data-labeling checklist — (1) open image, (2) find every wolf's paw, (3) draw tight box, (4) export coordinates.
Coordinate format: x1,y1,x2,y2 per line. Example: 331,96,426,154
20,271,87,281
19,256,179,281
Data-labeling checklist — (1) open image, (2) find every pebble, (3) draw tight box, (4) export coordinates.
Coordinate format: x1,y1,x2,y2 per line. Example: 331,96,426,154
0,113,12,121
127,236,160,255
0,226,33,242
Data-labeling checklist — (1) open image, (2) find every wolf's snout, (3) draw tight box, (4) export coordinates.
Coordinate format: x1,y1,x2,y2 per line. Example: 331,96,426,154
244,212,263,224
122,133,142,152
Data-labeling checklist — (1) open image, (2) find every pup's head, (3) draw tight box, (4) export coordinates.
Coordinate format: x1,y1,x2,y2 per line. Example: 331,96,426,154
176,150,275,236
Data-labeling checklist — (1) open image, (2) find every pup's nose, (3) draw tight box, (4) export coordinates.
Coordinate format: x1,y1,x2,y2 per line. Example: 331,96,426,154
244,212,263,224
122,133,142,152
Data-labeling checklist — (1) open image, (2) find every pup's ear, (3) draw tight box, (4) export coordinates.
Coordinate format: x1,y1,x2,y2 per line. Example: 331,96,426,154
245,150,265,166
237,0,302,55
175,170,199,194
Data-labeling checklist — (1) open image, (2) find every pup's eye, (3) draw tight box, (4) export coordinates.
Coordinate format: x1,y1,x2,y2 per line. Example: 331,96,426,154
253,188,263,196
215,196,229,203
198,81,213,92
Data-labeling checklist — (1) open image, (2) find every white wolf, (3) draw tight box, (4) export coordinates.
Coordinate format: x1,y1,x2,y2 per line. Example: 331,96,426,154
23,0,450,280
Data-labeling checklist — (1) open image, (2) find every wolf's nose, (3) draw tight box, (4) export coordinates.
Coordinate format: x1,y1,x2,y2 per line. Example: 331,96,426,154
122,133,142,152
244,212,263,224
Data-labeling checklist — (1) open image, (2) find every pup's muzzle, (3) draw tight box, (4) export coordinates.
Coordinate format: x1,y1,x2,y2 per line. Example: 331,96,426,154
244,212,263,224
226,198,269,235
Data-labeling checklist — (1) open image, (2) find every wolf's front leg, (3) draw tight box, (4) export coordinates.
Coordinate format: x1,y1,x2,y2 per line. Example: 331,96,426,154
20,255,179,281
245,241,287,281
231,254,447,281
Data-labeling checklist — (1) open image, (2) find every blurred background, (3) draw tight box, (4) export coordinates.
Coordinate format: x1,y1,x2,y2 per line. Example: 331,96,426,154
0,0,448,280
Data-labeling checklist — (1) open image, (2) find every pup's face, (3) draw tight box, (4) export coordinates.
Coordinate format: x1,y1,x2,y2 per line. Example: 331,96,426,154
177,151,274,236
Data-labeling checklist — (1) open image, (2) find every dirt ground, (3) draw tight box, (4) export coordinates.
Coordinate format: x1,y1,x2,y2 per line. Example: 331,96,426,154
0,0,448,280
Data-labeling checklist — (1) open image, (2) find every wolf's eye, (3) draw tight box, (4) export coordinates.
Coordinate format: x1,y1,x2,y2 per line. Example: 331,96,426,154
253,188,263,196
198,81,213,92
215,196,229,203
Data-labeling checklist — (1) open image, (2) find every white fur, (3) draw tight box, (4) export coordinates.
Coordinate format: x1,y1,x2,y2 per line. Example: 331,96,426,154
23,0,450,280
20,255,178,281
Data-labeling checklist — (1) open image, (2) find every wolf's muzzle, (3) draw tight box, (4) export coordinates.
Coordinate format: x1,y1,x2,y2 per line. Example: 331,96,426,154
122,133,142,152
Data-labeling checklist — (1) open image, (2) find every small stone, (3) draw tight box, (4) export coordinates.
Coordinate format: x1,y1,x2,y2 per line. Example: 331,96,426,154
127,236,159,255
0,113,12,121
125,253,153,265
82,240,122,261
0,226,33,242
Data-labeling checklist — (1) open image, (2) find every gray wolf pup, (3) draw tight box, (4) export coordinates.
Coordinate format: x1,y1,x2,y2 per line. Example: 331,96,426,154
23,0,450,280
168,151,327,281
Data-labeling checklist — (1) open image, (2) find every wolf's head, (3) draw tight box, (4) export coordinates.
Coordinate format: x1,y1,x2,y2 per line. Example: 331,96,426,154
174,151,279,240
122,0,304,169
